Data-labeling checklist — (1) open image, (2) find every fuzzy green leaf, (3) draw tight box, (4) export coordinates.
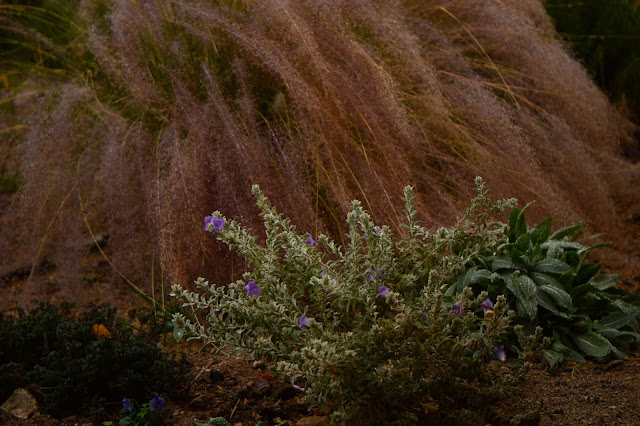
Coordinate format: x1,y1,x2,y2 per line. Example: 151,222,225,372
589,274,620,290
539,285,572,309
551,341,586,363
530,217,552,245
595,328,640,342
516,297,538,320
515,275,537,299
595,311,635,330
571,332,610,357
470,269,493,286
576,263,601,286
532,272,563,289
534,287,559,313
549,223,583,240
541,240,584,252
542,349,563,370
533,258,571,275
491,256,516,271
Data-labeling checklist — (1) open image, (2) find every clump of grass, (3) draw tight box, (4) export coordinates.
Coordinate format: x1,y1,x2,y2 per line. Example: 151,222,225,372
2,0,639,304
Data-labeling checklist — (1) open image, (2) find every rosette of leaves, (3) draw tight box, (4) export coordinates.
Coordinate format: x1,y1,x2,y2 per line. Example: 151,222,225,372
446,204,640,369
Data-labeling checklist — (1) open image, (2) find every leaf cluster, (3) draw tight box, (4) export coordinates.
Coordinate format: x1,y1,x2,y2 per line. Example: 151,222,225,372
447,205,640,369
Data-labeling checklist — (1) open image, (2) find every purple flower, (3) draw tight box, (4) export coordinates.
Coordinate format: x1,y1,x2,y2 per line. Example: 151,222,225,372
204,216,225,232
304,233,319,246
373,226,382,233
480,298,494,313
368,268,384,282
451,301,464,315
492,345,507,362
298,316,309,329
122,398,132,412
244,281,261,297
376,285,390,298
150,393,165,413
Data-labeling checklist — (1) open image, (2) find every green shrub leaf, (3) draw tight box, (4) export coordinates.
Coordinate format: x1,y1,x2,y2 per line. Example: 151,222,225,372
595,311,635,330
532,272,563,289
589,274,620,290
491,256,516,271
549,222,583,240
571,332,610,357
539,285,572,309
533,258,571,275
530,217,552,245
542,349,563,370
534,287,559,313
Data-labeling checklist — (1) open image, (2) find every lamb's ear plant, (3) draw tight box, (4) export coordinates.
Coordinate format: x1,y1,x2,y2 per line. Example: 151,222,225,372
446,205,640,370
172,178,524,422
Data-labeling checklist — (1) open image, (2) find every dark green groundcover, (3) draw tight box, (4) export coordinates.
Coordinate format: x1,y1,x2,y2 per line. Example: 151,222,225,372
0,302,190,418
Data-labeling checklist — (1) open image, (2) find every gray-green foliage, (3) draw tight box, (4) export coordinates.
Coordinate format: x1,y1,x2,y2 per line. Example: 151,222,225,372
446,205,640,370
171,178,519,422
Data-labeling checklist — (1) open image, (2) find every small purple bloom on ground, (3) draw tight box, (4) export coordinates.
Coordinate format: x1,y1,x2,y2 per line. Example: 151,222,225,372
374,226,382,233
304,233,319,246
150,394,165,413
376,285,390,298
298,316,309,329
122,398,132,412
244,281,261,296
451,301,464,315
480,298,494,313
492,345,507,362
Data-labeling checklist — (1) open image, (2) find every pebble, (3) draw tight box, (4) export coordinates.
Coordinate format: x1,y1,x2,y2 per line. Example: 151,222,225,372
252,360,267,369
209,368,225,384
296,416,330,426
0,388,38,420
232,388,248,399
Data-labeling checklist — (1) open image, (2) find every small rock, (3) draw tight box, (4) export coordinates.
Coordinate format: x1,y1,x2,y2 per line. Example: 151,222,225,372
252,360,267,369
296,416,330,426
274,383,303,400
209,368,225,384
251,374,274,395
1,388,38,420
232,388,248,400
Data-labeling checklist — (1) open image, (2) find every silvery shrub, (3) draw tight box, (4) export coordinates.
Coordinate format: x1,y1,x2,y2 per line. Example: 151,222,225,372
171,178,520,422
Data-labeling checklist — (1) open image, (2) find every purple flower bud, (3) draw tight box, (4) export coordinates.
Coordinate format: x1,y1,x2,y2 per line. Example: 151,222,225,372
204,216,225,232
122,398,132,412
244,281,261,297
150,394,165,413
376,285,390,298
298,316,309,329
480,298,494,313
451,301,464,315
492,345,507,362
304,233,319,246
